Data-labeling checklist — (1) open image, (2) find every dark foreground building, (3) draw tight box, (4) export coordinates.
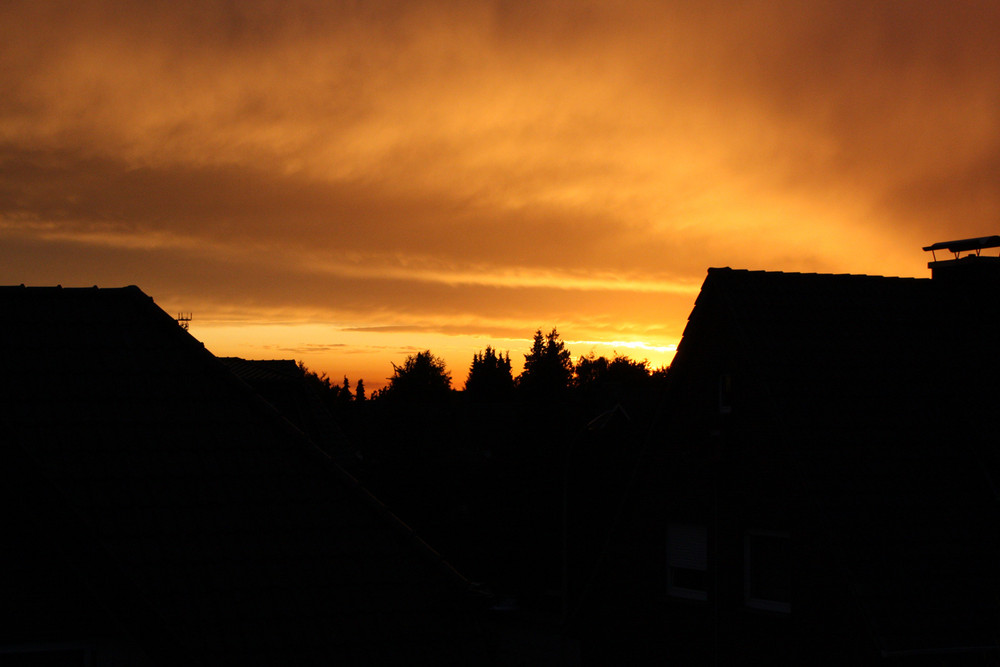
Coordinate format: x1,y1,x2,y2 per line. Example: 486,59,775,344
0,285,490,665
580,238,1000,665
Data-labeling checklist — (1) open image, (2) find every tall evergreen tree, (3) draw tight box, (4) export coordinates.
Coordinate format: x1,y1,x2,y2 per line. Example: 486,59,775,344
465,346,514,402
338,376,353,408
517,328,573,399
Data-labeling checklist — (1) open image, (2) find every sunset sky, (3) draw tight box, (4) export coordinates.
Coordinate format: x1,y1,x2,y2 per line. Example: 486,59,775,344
4,1,1000,389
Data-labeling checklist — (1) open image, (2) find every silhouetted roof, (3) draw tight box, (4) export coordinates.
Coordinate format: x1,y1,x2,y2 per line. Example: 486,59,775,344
670,268,1000,657
218,357,303,383
0,285,488,665
677,268,1000,430
218,357,355,465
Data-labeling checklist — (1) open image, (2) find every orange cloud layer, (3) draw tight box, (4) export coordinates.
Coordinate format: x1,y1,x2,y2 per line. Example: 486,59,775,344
3,1,999,383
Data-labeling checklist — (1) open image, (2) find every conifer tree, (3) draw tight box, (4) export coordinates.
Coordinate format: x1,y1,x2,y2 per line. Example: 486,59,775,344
465,346,514,402
517,328,573,399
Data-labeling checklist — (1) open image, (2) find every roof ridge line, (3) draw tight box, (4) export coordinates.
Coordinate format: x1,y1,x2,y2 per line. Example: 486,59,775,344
208,352,483,597
706,267,928,281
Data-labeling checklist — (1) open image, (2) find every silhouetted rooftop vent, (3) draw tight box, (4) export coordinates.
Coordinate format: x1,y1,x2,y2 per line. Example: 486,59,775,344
923,236,1000,284
923,235,1000,260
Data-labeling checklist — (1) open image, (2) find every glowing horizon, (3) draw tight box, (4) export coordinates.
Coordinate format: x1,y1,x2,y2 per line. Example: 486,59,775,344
187,318,678,391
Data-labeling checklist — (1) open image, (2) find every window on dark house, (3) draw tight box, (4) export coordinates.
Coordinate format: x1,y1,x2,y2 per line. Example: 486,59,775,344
718,374,733,414
744,530,791,613
667,523,707,601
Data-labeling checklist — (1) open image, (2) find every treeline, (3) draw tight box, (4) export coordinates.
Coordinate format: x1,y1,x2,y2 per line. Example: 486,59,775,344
294,328,670,610
303,327,668,407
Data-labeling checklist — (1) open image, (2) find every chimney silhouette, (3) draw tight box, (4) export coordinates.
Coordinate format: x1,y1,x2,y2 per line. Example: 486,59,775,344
923,236,1000,287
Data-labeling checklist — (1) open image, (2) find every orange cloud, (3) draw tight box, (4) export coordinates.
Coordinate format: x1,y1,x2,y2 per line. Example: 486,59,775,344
4,1,1000,383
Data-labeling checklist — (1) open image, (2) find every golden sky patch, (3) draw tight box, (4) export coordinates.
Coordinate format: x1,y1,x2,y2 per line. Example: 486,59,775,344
3,0,1000,386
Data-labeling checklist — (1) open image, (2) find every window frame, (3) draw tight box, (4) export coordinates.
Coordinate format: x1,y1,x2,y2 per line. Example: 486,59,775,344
744,528,791,613
666,522,708,602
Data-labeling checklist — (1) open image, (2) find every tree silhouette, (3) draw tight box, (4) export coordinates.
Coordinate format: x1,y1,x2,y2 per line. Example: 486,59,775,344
605,354,651,386
517,328,573,400
355,378,366,402
573,352,610,391
574,352,654,403
385,350,452,402
339,376,353,406
465,346,514,402
298,361,339,407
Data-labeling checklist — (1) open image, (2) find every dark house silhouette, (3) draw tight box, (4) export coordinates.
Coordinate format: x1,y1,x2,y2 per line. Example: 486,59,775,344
0,285,490,665
217,357,357,467
581,237,1000,665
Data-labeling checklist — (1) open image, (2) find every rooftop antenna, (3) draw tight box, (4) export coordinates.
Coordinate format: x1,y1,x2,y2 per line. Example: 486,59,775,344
176,313,192,331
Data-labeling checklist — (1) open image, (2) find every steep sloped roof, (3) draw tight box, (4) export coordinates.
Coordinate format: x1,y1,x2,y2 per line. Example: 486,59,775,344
217,357,354,465
0,285,488,665
676,268,1000,431
217,357,304,383
669,268,1000,657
